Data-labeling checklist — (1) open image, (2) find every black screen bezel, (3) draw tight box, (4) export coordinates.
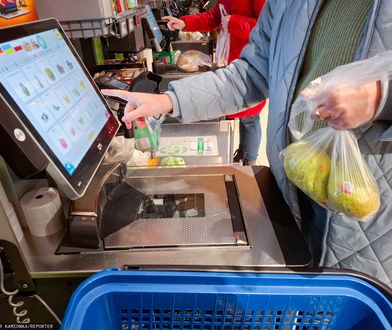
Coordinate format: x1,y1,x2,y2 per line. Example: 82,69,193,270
0,19,120,193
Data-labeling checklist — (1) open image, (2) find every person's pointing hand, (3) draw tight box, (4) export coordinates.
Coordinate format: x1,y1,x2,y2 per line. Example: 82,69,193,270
101,90,173,128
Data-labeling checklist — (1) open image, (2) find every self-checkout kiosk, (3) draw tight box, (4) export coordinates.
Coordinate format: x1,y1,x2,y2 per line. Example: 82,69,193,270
0,19,310,287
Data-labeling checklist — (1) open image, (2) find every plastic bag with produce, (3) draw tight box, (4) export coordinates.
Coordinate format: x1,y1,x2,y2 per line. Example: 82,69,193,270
284,127,379,220
284,51,392,221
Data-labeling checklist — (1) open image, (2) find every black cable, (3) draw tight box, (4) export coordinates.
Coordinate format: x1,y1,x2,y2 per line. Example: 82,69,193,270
0,257,61,324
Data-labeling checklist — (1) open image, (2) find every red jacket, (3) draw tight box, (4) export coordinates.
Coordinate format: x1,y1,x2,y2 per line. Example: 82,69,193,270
182,0,266,118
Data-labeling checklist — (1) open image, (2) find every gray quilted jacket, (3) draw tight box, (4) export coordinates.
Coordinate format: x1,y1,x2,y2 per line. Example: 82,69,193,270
166,0,392,286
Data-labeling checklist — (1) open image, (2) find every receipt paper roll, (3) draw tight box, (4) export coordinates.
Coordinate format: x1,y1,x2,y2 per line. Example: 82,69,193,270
20,187,64,236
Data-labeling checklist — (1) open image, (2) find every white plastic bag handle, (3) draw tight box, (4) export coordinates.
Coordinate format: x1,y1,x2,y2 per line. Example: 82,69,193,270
216,4,230,67
219,4,228,22
290,50,392,139
313,50,392,92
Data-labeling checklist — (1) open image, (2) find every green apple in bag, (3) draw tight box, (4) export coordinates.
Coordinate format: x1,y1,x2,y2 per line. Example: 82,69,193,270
328,163,380,219
284,140,331,205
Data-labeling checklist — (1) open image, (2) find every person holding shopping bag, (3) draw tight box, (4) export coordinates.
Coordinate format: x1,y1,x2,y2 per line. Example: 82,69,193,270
163,0,266,165
103,0,392,287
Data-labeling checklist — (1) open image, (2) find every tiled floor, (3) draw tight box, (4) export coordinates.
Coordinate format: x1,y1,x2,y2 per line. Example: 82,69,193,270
232,100,269,166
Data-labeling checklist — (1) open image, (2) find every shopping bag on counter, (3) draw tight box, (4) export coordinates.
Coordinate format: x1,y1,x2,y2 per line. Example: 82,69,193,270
176,50,212,73
104,136,135,163
284,50,392,221
215,4,230,68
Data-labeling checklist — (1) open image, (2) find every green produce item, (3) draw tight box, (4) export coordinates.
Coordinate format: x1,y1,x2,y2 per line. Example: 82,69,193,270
328,164,380,219
44,68,56,81
160,157,186,167
92,37,104,65
20,83,30,96
284,140,331,205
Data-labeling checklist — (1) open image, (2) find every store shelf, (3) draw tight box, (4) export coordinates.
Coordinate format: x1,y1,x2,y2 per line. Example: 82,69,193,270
60,7,146,39
36,0,144,38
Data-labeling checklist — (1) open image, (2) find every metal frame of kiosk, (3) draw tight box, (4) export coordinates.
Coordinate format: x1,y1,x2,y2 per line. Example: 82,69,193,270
0,163,310,278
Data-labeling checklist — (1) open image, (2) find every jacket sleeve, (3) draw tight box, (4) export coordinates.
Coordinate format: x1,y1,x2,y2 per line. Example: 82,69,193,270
165,2,273,123
227,0,265,40
376,81,392,121
375,80,392,141
228,15,258,40
181,4,221,32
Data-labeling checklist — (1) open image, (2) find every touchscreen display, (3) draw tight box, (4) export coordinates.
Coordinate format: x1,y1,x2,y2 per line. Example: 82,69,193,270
166,6,173,17
0,28,110,176
145,5,164,45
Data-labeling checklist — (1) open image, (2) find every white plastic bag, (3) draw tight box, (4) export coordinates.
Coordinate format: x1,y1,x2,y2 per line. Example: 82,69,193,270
128,149,151,167
178,31,204,41
176,50,212,73
104,136,135,164
215,4,230,68
284,51,392,220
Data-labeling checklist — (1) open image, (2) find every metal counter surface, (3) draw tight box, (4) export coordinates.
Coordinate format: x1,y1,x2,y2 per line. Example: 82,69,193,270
17,166,309,277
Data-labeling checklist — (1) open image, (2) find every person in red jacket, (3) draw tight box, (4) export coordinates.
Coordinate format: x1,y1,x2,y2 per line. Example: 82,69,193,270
163,0,266,165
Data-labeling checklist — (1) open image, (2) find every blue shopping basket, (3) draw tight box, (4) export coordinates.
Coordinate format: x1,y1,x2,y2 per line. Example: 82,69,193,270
61,270,392,330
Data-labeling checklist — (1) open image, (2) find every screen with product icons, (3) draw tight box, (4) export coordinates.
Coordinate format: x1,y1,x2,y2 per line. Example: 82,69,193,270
145,5,164,46
0,27,112,176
